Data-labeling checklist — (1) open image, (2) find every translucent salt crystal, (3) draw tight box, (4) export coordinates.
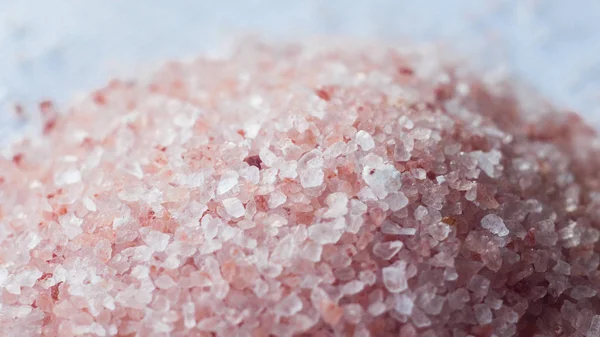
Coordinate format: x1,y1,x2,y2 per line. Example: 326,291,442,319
473,304,493,325
54,169,82,186
82,196,97,212
271,235,295,264
588,315,600,337
448,288,470,310
372,241,404,260
279,160,298,179
308,218,346,244
411,308,431,328
299,240,323,262
259,148,278,167
342,280,365,295
362,162,401,199
411,168,427,180
241,165,260,184
428,222,451,241
481,214,509,237
414,205,428,220
59,213,84,239
382,261,408,293
553,260,571,275
154,274,176,289
466,275,490,296
356,130,375,151
386,192,409,211
443,267,458,281
268,190,287,209
222,198,245,218
343,303,364,324
472,150,501,177
217,171,239,195
299,168,324,188
382,220,416,235
253,279,269,298
274,293,303,317
394,293,414,315
143,230,170,252
571,285,597,300
367,301,387,317
323,192,349,218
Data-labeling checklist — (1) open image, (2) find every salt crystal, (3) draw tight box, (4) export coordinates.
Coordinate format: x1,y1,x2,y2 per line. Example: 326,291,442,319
217,171,239,195
323,192,349,218
473,304,493,325
381,220,416,235
466,275,490,296
382,261,408,293
222,198,245,218
552,260,571,275
386,192,409,211
342,280,365,295
481,214,509,237
394,293,414,315
428,222,451,241
588,315,600,337
299,240,323,262
54,169,82,186
268,190,287,209
343,303,364,324
356,130,375,151
259,148,278,167
274,293,303,317
82,196,97,212
308,218,346,244
143,230,170,252
372,241,404,260
154,274,176,289
59,213,84,239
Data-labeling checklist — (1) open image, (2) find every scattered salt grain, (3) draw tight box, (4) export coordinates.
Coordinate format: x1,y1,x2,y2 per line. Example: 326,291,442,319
481,214,509,237
356,130,375,151
222,198,245,218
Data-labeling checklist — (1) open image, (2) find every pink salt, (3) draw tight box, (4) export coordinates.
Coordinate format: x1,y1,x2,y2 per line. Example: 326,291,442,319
0,38,599,337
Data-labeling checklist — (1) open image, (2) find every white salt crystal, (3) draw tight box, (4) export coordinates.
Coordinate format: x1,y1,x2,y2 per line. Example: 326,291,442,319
54,169,82,186
268,190,287,209
323,192,349,218
342,280,365,295
143,230,170,252
588,315,600,337
279,160,298,179
382,220,416,236
216,171,239,195
82,196,97,212
222,198,245,218
473,304,493,325
394,293,414,315
274,293,303,317
372,241,404,260
182,302,196,329
481,214,509,237
552,260,571,275
300,240,323,262
259,148,278,167
382,261,408,293
428,222,451,241
154,274,176,289
59,213,84,239
356,130,375,151
308,218,346,244
300,168,324,188
386,192,409,211
240,166,260,184
362,161,401,199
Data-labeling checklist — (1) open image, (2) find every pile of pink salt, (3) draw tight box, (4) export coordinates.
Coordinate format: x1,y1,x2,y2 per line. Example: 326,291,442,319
1,39,600,337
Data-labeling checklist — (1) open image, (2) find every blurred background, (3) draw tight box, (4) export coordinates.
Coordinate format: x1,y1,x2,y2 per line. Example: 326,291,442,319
1,0,599,142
